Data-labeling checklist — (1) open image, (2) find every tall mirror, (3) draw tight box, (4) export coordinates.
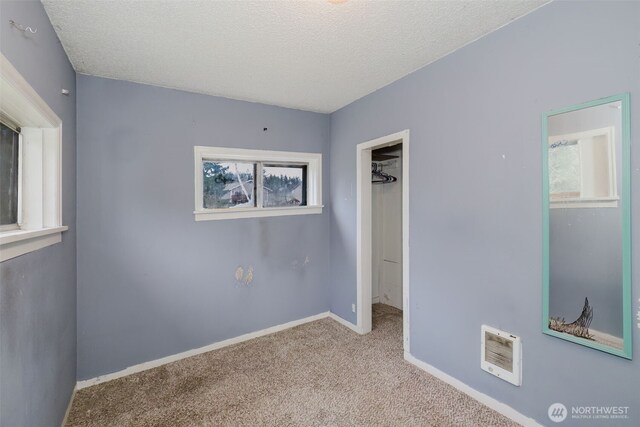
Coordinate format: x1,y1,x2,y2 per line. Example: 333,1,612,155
542,94,631,359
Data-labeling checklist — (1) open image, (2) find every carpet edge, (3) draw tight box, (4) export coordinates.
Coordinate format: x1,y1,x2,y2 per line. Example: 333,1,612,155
76,311,331,390
404,351,543,427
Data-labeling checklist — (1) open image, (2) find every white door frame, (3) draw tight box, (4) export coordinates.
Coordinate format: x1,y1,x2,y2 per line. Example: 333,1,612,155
356,129,410,352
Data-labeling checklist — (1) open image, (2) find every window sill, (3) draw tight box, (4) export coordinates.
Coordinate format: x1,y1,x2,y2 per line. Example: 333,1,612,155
0,226,68,262
550,197,619,209
194,205,323,221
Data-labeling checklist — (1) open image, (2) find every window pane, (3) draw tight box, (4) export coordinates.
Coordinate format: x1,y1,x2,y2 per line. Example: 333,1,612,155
549,140,580,199
0,123,19,225
203,161,256,208
263,165,306,207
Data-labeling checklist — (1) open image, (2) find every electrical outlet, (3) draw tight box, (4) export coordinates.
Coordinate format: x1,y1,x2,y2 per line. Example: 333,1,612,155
352,303,356,313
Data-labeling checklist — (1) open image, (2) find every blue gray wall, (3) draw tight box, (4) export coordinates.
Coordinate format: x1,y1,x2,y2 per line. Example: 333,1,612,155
328,1,639,425
0,1,77,426
2,1,638,426
76,75,331,380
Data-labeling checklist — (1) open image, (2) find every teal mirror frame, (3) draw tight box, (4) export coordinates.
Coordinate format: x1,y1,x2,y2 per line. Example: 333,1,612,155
542,93,632,359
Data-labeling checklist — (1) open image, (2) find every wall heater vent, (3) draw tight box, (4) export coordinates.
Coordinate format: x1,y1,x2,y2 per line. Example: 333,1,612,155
481,325,521,386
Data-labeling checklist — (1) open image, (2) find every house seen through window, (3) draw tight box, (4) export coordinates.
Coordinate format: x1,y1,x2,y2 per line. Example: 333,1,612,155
262,165,307,208
194,146,322,220
203,161,307,209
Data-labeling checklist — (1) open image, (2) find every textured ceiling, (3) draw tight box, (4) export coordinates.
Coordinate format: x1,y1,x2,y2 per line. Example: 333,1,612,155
42,0,547,113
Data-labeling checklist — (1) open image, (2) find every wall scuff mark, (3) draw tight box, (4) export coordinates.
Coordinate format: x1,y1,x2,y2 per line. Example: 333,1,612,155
235,266,244,283
234,265,254,286
291,255,311,271
244,266,254,285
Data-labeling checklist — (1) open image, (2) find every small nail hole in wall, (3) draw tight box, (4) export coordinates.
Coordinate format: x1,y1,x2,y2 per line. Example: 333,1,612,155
263,127,268,131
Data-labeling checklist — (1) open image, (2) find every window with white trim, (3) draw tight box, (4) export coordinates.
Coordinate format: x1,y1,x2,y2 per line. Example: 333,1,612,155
194,146,322,220
0,54,67,262
548,126,618,208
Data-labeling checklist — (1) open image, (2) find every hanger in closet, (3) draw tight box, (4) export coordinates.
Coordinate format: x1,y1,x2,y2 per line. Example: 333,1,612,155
371,162,397,184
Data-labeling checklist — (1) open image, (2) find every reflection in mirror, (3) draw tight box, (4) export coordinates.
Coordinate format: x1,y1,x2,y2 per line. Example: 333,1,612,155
548,104,619,207
543,94,631,359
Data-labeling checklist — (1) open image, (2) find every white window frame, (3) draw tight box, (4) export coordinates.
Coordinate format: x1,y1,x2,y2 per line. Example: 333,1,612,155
194,146,322,221
0,54,67,262
548,126,618,209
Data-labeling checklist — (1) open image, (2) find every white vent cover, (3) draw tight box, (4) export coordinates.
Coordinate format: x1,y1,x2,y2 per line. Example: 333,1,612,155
481,325,522,386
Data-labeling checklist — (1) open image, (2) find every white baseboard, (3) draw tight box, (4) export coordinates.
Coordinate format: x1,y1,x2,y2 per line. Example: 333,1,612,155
60,385,76,427
77,311,331,389
372,296,380,304
72,314,538,426
328,312,363,334
404,352,542,427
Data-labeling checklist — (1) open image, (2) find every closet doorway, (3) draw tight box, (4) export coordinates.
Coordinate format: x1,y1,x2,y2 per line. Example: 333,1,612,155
356,130,410,352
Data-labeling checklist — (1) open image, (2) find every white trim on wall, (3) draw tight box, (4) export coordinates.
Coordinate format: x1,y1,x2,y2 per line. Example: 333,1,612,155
193,146,323,221
0,227,66,260
60,386,77,427
71,308,540,427
77,311,333,389
328,312,361,333
195,205,322,221
0,53,67,262
404,352,543,427
356,130,410,351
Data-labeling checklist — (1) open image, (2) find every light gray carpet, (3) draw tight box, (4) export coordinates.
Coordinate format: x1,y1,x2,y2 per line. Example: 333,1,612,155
66,304,519,426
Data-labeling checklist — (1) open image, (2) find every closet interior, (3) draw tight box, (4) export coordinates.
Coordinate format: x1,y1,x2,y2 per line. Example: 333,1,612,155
371,144,403,311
